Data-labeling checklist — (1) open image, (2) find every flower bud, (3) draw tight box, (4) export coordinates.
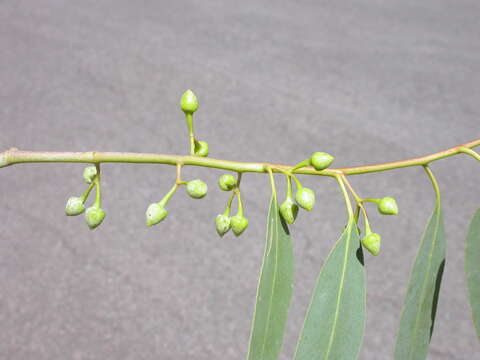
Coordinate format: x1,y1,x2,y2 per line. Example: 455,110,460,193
310,152,334,171
83,166,97,184
230,215,249,236
186,179,208,199
279,199,298,224
215,214,231,237
361,233,381,256
295,187,315,211
65,196,85,216
85,206,106,229
194,141,209,157
180,89,199,113
218,174,237,191
378,197,398,215
145,203,168,226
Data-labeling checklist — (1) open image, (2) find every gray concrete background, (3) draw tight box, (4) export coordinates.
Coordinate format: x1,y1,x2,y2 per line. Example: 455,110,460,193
0,1,479,359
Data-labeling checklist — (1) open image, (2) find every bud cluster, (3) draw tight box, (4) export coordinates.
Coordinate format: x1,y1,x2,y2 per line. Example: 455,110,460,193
214,173,248,237
65,165,106,230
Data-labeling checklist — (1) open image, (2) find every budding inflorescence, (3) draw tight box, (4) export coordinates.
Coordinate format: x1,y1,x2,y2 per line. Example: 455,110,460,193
214,173,248,237
65,164,105,230
347,190,400,256
58,90,406,250
276,151,335,225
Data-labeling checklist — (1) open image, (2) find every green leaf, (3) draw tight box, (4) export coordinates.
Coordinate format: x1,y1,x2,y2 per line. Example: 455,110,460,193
394,205,445,360
294,219,365,360
246,194,294,360
465,208,480,338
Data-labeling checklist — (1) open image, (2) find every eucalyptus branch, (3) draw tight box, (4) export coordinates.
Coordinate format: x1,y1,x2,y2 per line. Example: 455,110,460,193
2,89,479,359
1,138,478,176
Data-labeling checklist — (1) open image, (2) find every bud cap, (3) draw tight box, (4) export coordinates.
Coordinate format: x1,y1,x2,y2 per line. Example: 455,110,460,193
218,174,237,191
215,214,231,236
186,179,208,199
65,196,85,216
180,89,199,113
295,187,316,211
230,215,249,236
85,206,106,229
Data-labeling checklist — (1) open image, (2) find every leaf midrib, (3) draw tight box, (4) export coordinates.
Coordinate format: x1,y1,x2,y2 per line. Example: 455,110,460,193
259,200,280,358
324,222,353,359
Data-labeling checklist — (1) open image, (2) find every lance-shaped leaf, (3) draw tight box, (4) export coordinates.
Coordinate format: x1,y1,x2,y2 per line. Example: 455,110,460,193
294,220,365,360
394,205,445,360
465,208,480,339
246,194,294,360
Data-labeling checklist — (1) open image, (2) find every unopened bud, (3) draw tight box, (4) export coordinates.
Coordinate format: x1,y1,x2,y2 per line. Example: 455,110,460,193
230,215,249,236
215,214,231,237
65,196,85,216
279,199,298,224
218,174,236,191
362,233,381,256
145,203,168,226
85,206,106,229
186,179,208,199
194,140,209,157
83,166,97,184
295,187,315,211
180,89,199,114
310,152,334,171
378,197,398,215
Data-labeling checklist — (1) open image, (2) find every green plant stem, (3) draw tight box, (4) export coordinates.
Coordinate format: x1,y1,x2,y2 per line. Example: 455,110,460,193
93,163,101,207
342,175,369,228
336,176,354,218
459,147,480,162
176,163,187,185
159,184,178,207
423,165,441,207
267,167,277,198
223,192,236,216
185,113,195,155
0,139,479,177
291,158,310,172
361,198,381,204
291,174,303,190
285,173,293,199
79,182,95,203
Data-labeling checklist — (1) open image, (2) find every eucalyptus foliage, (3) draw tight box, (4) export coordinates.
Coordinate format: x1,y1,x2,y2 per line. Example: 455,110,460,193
1,90,479,359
